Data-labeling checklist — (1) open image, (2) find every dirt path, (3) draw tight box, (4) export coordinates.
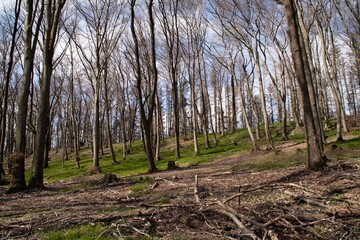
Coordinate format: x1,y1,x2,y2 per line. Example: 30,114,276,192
1,143,360,239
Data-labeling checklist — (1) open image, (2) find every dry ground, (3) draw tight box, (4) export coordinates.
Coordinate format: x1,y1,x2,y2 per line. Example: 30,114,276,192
0,144,359,240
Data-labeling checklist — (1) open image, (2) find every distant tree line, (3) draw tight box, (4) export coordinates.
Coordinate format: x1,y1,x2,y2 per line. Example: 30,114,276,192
0,0,358,192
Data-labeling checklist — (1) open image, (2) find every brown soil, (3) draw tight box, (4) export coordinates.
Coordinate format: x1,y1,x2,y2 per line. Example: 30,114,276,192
1,145,359,239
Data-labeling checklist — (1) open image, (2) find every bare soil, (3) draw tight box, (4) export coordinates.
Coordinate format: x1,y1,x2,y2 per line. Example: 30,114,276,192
1,144,359,240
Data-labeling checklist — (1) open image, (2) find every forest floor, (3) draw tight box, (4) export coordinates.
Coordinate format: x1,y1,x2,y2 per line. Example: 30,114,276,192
1,137,360,239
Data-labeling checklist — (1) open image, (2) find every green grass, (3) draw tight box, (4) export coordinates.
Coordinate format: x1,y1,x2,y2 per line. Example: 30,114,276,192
233,151,306,172
130,178,154,193
39,223,115,240
16,122,359,184
38,128,253,182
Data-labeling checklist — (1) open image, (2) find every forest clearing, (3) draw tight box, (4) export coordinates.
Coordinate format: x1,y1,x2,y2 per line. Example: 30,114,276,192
1,124,360,240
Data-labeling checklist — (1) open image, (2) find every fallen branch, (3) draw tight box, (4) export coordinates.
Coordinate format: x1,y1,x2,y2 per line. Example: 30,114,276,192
284,190,360,218
262,215,283,227
224,184,281,204
116,223,150,238
216,201,261,240
154,177,187,186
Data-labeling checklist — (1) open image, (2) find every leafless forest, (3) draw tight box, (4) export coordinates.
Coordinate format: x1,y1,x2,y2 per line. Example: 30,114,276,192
0,0,359,191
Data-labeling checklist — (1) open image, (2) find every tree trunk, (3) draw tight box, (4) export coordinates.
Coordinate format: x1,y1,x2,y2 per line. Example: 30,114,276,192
198,52,209,149
190,65,200,155
239,60,258,150
296,2,325,149
155,94,161,161
254,39,274,150
69,44,80,168
103,62,117,165
29,0,66,189
0,0,22,180
9,0,44,192
130,0,157,172
282,0,326,170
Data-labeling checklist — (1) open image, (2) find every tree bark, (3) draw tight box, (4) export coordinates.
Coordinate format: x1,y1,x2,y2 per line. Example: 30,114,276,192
130,0,157,172
282,0,326,170
9,0,44,192
29,0,66,188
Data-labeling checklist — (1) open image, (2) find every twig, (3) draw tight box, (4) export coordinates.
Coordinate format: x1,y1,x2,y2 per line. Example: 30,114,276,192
117,223,150,238
224,184,281,203
262,215,283,227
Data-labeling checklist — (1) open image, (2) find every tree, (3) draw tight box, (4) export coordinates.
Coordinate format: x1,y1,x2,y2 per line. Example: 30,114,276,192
130,0,158,172
158,0,181,159
279,0,327,170
0,0,22,183
72,0,126,172
29,0,66,188
9,0,44,193
179,0,206,155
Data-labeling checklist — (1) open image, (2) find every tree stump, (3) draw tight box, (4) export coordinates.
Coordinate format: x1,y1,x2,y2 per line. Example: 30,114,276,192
167,161,177,170
104,173,119,185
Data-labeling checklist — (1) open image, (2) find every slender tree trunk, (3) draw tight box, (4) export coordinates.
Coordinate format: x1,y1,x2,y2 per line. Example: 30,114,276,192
296,2,325,149
103,63,117,165
198,53,209,149
130,0,157,172
230,62,237,133
315,18,344,141
239,61,258,150
254,42,274,150
190,65,199,155
0,0,22,180
155,94,161,160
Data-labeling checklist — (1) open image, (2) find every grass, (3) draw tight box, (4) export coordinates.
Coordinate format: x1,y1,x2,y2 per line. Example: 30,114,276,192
10,121,358,185
233,150,306,172
38,128,253,183
38,223,115,240
130,177,155,193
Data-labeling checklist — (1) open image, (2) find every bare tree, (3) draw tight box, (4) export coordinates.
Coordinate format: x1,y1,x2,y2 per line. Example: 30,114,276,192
9,0,44,193
278,0,327,170
72,0,125,172
158,0,181,159
29,0,66,188
130,0,158,172
0,0,22,182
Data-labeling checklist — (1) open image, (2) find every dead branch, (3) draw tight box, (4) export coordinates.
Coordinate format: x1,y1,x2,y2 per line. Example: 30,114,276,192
224,184,281,203
216,201,261,240
284,190,360,218
154,177,188,186
194,175,200,203
116,223,150,238
262,215,283,227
